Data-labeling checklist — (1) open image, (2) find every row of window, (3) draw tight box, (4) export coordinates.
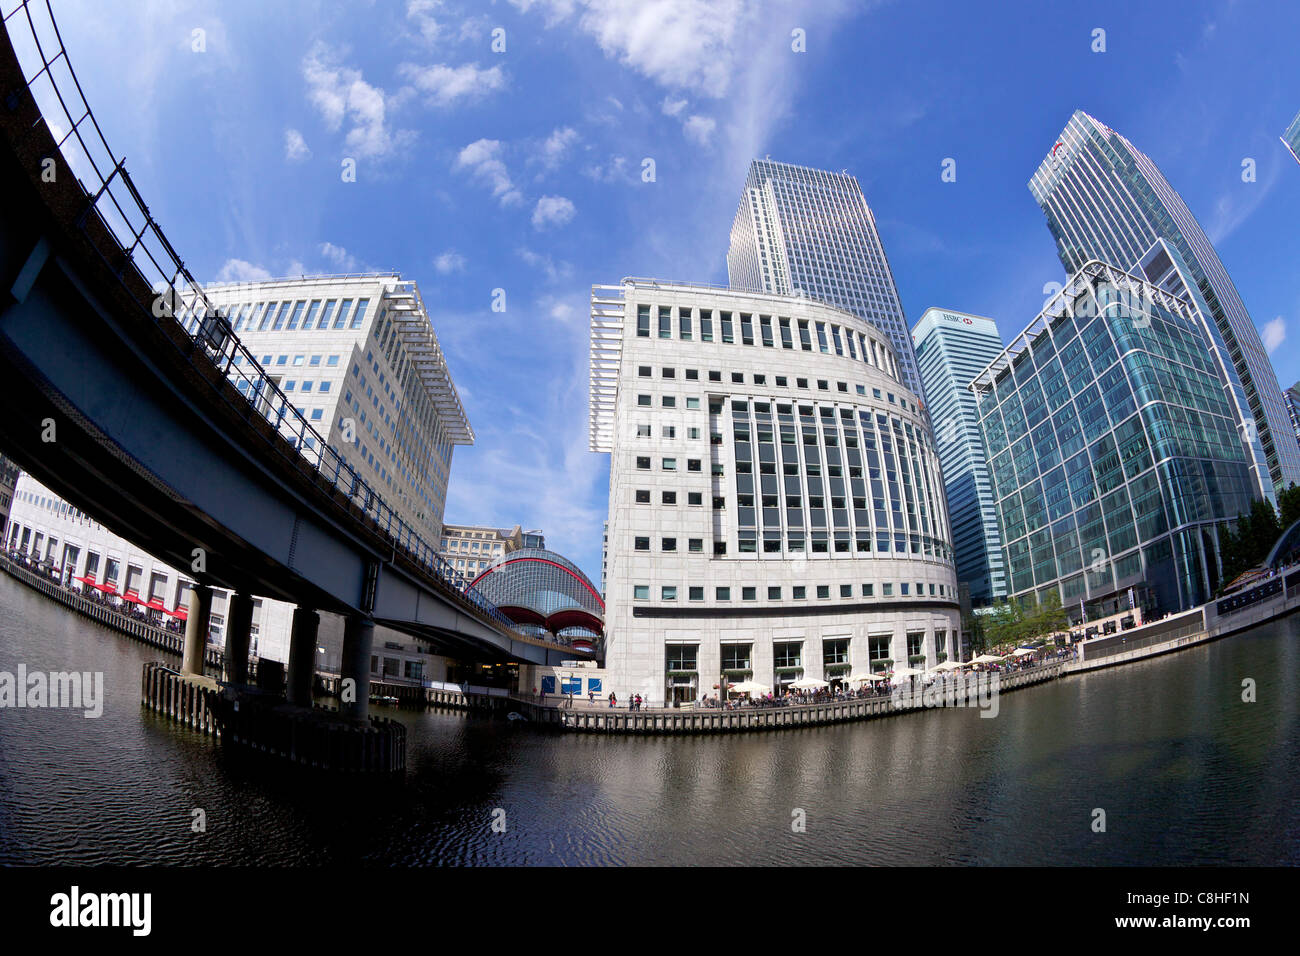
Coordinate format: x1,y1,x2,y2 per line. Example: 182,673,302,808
633,304,901,382
631,581,950,601
634,364,918,413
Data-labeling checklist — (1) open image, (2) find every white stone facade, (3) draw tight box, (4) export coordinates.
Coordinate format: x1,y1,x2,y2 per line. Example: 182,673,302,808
591,280,961,706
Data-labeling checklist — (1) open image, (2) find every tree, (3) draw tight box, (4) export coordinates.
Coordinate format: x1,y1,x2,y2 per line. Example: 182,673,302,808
1278,482,1300,532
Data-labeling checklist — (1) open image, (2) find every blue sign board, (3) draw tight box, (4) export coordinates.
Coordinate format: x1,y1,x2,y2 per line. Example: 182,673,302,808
541,676,556,694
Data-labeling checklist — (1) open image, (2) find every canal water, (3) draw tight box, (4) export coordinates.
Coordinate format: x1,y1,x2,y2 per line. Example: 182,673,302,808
0,573,1296,866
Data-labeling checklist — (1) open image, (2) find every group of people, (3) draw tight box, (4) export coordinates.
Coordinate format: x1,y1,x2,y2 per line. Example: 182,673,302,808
5,549,185,633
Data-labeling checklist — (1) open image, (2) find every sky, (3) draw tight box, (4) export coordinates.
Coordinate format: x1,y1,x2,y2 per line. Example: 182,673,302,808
25,0,1300,584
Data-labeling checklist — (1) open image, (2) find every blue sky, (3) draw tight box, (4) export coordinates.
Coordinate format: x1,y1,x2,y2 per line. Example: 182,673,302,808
36,0,1300,583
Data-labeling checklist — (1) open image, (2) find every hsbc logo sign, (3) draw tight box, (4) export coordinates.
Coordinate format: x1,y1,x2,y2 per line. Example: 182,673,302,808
940,312,973,325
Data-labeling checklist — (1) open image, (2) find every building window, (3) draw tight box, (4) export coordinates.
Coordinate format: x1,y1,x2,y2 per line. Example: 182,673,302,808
793,585,806,599
662,586,677,600
816,585,830,599
839,584,852,598
688,492,703,505
637,305,650,337
716,587,730,601
637,394,651,407
688,538,703,552
635,537,650,550
662,491,677,505
742,587,756,601
663,458,677,470
688,586,704,601
636,457,651,469
687,458,702,472
634,585,649,600
662,538,677,551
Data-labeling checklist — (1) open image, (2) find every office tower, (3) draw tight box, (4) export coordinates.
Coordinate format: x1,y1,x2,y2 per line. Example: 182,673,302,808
1030,110,1300,493
1283,109,1300,165
590,279,958,704
971,262,1256,619
727,160,923,397
1284,383,1300,447
194,274,472,542
911,308,1007,604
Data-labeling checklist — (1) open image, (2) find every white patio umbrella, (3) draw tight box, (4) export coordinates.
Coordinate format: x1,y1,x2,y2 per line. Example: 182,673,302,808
729,680,770,694
932,660,966,672
791,677,829,690
1012,647,1038,657
889,666,925,680
846,672,889,683
970,654,1005,664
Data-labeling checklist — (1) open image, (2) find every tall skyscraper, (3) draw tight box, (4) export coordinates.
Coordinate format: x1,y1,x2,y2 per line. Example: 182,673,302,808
1029,110,1300,494
727,160,923,397
1283,109,1300,166
911,308,1007,605
1284,383,1300,448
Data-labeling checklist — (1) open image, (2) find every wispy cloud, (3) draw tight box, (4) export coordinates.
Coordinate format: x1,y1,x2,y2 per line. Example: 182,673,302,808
398,62,507,107
454,138,524,206
434,250,467,273
216,258,273,283
284,128,311,162
1262,316,1286,354
302,42,416,160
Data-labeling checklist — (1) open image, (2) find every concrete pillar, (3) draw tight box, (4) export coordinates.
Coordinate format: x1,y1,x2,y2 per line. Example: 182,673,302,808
340,614,375,721
223,591,254,685
181,584,213,677
286,606,320,707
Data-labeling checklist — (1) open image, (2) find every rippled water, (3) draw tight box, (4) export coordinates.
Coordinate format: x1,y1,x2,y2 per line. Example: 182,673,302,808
1,573,1297,865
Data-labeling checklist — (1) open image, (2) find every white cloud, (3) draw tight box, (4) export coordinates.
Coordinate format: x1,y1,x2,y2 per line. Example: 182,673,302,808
661,95,687,117
537,126,579,169
302,43,415,159
454,139,524,206
406,0,444,43
1206,161,1280,244
682,114,716,145
434,250,467,273
284,128,311,162
398,62,507,107
1262,316,1286,354
319,242,359,271
216,258,273,283
532,194,576,229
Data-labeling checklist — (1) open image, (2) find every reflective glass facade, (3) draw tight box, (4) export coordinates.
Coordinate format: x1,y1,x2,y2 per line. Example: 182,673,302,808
1029,110,1300,494
972,262,1257,617
1284,109,1300,166
912,309,1007,605
727,160,923,397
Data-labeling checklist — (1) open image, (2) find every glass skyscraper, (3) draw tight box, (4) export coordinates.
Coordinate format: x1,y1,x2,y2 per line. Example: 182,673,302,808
727,160,923,397
971,262,1257,619
912,308,1007,605
1029,110,1300,494
1283,109,1300,166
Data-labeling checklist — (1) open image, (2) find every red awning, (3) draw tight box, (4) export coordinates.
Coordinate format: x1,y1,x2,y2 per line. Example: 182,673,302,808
100,582,118,594
73,575,96,585
122,591,143,604
167,606,189,621
146,597,166,610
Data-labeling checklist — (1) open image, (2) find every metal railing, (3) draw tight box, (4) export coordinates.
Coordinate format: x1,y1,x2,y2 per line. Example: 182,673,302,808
0,0,552,645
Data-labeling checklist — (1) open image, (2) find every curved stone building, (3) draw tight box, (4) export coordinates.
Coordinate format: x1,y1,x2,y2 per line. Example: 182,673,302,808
591,279,960,705
469,547,604,651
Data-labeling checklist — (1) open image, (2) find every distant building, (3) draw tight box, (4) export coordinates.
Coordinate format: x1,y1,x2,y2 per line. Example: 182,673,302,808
438,524,539,583
1284,109,1300,165
972,261,1257,620
1284,383,1300,449
911,308,1007,605
0,455,18,531
1030,110,1300,493
727,159,924,397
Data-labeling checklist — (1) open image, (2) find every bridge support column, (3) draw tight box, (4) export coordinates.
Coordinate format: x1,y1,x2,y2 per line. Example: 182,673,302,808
181,584,213,677
286,606,320,706
223,591,254,685
340,614,374,721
